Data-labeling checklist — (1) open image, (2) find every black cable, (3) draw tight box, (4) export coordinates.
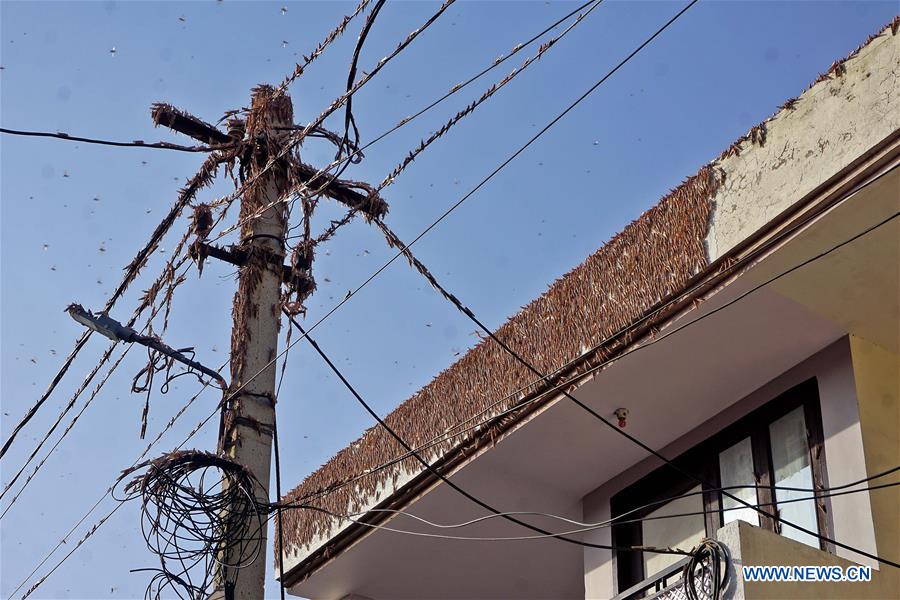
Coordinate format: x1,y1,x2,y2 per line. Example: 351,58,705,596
0,127,233,152
417,208,900,568
683,539,728,600
336,0,602,167
338,0,386,168
239,0,698,430
286,316,686,556
281,465,900,531
273,414,287,600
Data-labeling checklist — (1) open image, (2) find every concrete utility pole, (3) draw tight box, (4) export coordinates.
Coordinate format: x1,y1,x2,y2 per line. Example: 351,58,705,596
211,85,293,600
152,85,383,599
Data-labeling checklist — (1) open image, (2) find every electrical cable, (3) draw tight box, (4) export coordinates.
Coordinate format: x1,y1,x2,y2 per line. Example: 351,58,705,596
272,325,293,600
286,314,687,556
0,127,234,152
11,363,226,599
1,151,227,462
276,470,899,537
287,479,900,542
383,208,900,568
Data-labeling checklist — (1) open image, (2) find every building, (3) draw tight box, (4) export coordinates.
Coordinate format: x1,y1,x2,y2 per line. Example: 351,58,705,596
277,19,899,600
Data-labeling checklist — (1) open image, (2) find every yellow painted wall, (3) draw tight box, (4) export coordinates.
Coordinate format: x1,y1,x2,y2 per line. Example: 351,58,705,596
739,336,898,600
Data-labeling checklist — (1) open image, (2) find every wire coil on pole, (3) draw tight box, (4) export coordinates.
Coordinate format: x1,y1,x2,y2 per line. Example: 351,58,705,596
116,450,264,600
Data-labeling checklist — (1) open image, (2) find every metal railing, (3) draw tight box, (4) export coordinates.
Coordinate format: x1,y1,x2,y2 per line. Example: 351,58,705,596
612,556,712,600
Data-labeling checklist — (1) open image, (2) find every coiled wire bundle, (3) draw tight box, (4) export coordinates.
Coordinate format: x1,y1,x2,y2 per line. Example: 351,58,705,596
682,538,730,600
117,450,264,600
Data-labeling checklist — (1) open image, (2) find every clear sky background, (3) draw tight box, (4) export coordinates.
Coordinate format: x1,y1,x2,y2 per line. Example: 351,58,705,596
1,1,897,598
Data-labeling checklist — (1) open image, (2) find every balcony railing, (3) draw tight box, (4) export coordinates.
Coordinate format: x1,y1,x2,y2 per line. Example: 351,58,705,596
612,556,714,600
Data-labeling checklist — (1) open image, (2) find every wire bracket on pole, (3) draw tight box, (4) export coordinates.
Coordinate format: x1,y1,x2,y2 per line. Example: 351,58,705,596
66,303,227,389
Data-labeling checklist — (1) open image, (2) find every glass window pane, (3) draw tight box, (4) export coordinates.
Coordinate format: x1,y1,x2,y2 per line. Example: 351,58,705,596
719,437,760,526
642,485,706,579
770,406,819,548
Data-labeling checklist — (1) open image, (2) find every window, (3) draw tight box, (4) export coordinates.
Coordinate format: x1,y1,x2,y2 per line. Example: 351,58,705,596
610,379,831,593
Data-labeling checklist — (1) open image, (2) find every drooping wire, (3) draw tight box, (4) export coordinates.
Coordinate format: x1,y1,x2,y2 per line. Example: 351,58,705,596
132,346,208,440
1,150,228,462
336,0,386,170
274,472,900,540
115,451,264,600
10,368,222,598
285,314,687,556
365,207,900,567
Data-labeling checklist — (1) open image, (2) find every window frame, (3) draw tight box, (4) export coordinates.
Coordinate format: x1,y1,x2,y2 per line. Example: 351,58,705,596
610,378,832,593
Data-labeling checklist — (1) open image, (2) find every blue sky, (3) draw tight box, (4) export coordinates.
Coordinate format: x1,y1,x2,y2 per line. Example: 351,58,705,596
1,1,897,598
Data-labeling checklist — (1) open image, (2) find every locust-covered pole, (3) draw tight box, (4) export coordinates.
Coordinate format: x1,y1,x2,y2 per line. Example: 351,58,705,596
211,85,293,600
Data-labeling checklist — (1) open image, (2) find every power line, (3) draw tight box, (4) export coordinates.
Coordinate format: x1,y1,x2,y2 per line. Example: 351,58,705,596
0,127,234,152
292,479,900,542
13,365,226,599
197,0,698,438
286,315,686,556
0,152,225,462
382,201,900,568
279,189,898,562
283,465,899,531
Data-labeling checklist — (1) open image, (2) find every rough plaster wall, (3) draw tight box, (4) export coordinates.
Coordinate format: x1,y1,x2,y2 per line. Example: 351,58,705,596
706,29,899,260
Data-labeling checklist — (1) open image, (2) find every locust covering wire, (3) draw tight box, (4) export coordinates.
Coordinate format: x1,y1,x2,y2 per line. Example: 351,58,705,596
201,0,456,245
116,451,264,600
1,147,232,463
275,0,373,95
14,366,228,599
300,0,604,250
0,254,199,515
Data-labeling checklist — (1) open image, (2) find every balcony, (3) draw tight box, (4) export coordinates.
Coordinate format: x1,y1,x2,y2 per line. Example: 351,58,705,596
611,520,897,600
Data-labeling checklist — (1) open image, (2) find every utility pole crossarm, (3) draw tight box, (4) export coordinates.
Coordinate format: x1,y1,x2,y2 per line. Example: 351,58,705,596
151,103,232,145
292,162,388,219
